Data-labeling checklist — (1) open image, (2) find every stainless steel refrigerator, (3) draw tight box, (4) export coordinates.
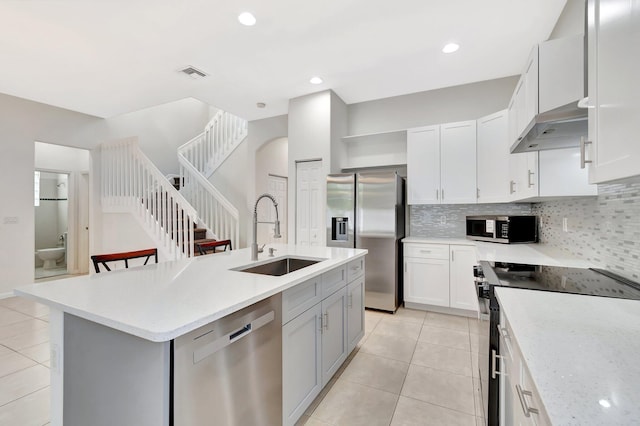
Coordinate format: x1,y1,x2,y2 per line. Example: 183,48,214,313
326,172,405,312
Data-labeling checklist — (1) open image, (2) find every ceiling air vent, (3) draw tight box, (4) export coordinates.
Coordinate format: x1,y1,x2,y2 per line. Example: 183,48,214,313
180,66,208,79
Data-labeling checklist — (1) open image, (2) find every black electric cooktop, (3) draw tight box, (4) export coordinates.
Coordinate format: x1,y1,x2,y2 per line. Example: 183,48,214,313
481,261,640,301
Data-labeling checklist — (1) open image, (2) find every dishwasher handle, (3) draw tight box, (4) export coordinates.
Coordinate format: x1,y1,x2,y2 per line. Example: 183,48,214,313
193,310,275,364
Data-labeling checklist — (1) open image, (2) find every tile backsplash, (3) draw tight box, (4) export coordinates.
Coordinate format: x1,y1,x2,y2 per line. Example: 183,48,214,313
409,203,533,238
532,176,640,281
408,176,640,281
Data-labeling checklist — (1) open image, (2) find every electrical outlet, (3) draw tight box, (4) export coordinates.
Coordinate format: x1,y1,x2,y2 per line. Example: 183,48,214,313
440,215,446,225
3,216,18,224
562,217,569,232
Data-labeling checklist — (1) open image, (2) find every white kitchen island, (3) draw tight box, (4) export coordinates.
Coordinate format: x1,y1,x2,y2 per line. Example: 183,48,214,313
15,244,367,426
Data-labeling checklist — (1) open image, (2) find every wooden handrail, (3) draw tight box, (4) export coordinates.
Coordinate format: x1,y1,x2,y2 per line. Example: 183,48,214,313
91,248,158,273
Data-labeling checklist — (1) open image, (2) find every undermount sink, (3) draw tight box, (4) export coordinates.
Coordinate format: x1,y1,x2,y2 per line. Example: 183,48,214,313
233,256,325,276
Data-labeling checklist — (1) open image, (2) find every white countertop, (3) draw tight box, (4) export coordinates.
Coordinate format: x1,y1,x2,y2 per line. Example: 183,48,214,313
403,237,594,268
15,244,366,342
495,287,640,425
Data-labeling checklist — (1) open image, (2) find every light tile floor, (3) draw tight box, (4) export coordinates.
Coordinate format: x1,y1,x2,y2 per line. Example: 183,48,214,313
0,297,51,426
0,297,488,426
297,308,489,426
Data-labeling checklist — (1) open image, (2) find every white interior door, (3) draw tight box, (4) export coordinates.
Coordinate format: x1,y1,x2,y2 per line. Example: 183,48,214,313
78,173,90,274
296,161,323,246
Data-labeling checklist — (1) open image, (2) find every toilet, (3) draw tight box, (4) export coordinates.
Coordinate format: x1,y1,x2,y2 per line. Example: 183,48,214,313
37,247,66,269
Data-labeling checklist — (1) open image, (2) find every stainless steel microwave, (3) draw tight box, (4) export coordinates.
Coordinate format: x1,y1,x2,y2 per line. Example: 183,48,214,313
466,215,538,244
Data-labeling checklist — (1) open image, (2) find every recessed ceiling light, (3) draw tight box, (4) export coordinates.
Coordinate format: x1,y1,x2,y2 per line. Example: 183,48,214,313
309,76,323,85
442,43,460,53
238,12,256,26
256,102,266,108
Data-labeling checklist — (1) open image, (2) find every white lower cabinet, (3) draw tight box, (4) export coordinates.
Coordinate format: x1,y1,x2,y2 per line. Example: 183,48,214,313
320,286,347,386
282,259,365,426
282,304,322,425
405,257,450,307
347,277,365,353
404,242,477,314
449,245,479,311
499,314,551,426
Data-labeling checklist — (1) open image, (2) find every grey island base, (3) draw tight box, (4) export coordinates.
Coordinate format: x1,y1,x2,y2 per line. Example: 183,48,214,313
16,244,367,426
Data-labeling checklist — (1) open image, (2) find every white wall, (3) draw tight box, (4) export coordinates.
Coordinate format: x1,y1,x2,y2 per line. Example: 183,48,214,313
287,91,333,243
347,76,519,135
549,0,585,39
0,93,212,295
255,137,288,244
208,115,289,249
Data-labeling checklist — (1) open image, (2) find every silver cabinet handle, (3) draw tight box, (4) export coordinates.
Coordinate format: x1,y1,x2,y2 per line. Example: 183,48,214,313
318,315,323,333
580,136,593,169
348,293,353,308
436,189,439,200
510,180,515,194
442,189,445,200
324,313,329,330
477,188,480,199
527,169,535,188
451,250,455,262
516,384,540,417
491,349,504,379
419,250,432,254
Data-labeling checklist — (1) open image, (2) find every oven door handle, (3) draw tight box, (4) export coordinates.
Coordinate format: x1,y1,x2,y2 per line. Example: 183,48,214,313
491,349,504,379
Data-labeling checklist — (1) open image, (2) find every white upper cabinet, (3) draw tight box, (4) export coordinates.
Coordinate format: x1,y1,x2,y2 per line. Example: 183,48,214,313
407,121,477,205
538,148,597,197
407,125,441,204
477,110,510,203
440,121,477,204
586,0,640,183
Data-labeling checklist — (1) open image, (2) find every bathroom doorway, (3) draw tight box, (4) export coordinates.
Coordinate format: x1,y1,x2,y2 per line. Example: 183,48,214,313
34,171,69,279
34,141,91,281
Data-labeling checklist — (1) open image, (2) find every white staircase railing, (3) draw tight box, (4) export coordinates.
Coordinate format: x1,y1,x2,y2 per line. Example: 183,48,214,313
178,154,240,250
101,138,197,259
178,110,248,178
176,110,246,250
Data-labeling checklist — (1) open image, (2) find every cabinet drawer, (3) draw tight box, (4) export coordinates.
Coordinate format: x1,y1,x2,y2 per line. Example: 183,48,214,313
404,243,449,260
346,257,365,282
322,265,347,298
282,276,322,325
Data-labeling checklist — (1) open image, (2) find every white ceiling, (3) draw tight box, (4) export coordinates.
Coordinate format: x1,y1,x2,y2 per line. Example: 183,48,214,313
0,0,567,121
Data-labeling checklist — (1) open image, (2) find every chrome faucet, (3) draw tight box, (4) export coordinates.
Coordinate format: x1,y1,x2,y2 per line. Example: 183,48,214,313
251,193,281,261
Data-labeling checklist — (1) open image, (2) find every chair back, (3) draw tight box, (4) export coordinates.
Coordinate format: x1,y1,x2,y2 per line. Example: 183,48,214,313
91,248,158,273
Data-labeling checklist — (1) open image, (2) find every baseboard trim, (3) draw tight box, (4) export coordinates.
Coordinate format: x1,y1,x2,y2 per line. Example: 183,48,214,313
404,301,478,319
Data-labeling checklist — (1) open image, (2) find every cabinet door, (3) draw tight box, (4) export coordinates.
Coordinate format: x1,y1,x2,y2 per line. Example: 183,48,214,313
587,0,640,183
477,110,510,203
321,287,347,386
404,257,449,307
449,245,478,312
510,152,539,200
538,148,597,197
441,121,477,204
347,277,365,353
407,126,441,204
522,46,539,133
282,304,322,426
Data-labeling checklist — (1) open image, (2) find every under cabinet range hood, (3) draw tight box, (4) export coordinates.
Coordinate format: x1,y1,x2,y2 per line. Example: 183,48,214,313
510,103,587,153
510,34,587,154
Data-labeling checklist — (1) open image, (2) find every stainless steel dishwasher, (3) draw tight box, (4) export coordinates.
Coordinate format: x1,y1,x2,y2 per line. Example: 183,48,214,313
173,294,282,426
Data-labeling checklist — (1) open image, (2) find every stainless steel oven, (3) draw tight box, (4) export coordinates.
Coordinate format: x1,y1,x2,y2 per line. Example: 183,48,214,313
466,215,537,244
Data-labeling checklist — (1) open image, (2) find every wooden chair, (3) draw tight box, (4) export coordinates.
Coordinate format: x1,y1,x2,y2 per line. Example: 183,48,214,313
91,248,158,273
196,240,232,256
